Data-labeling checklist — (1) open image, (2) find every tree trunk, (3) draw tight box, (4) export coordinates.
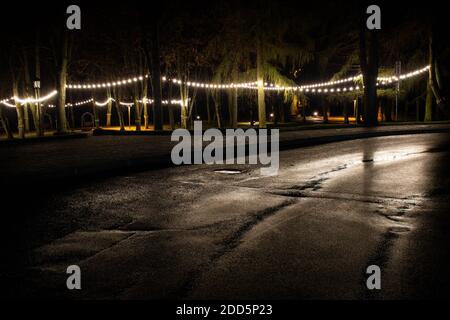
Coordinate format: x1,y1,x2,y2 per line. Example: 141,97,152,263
113,91,125,131
23,105,30,132
92,101,99,129
425,81,433,121
212,90,222,129
150,23,163,131
168,83,175,130
206,90,211,126
56,32,69,134
355,97,362,124
0,106,13,139
23,47,42,135
256,36,266,128
230,64,239,128
69,105,75,129
416,100,420,122
106,89,112,127
384,98,392,122
21,50,31,132
428,30,444,107
427,30,448,118
134,96,141,131
322,98,329,124
34,34,44,135
143,102,149,129
12,83,25,139
180,82,189,129
228,89,238,128
344,102,349,124
139,73,149,130
359,24,379,127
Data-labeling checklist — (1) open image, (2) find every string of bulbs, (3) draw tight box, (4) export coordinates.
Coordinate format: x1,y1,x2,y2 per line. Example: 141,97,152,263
1,65,430,108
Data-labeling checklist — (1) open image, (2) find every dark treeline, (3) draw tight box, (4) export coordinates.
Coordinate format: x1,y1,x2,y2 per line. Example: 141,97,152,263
0,0,448,137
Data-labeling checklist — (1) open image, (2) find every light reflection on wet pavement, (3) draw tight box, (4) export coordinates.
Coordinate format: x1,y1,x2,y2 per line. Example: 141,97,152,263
2,133,450,299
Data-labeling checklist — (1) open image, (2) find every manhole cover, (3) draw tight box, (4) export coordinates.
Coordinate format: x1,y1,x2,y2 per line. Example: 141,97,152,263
389,226,411,234
214,169,243,174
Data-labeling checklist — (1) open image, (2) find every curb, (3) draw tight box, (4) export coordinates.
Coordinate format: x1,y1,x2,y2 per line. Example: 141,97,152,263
0,132,89,147
279,127,450,151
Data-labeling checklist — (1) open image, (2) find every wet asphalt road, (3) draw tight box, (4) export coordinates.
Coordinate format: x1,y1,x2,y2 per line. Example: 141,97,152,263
3,133,450,299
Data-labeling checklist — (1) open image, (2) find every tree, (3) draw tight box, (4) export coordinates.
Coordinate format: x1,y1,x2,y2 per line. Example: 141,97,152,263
149,22,163,131
359,24,379,127
206,1,312,128
0,105,13,139
54,31,70,134
426,25,448,120
9,48,25,138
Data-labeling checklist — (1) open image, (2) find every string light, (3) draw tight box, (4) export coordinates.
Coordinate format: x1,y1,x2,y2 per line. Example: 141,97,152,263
48,98,94,108
13,90,58,105
377,66,430,83
67,75,148,90
14,65,429,105
0,99,16,108
46,97,191,109
248,65,430,93
94,98,113,107
66,65,428,93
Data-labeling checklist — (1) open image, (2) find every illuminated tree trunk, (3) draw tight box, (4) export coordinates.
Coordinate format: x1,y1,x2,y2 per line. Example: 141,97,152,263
150,23,163,131
106,89,112,127
290,94,299,120
228,89,238,128
56,32,69,134
133,92,141,131
92,101,99,129
256,36,266,128
427,29,448,119
0,106,13,139
211,90,222,129
428,31,443,106
206,90,211,126
23,106,30,132
12,82,25,139
20,50,30,132
180,81,189,129
168,82,175,130
113,90,125,131
359,25,379,127
142,73,149,129
143,102,149,129
425,81,433,121
34,35,43,135
230,64,238,128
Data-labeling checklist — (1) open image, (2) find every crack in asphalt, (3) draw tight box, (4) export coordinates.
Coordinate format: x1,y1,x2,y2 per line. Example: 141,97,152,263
270,189,421,206
265,163,420,300
174,198,298,299
285,164,349,192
